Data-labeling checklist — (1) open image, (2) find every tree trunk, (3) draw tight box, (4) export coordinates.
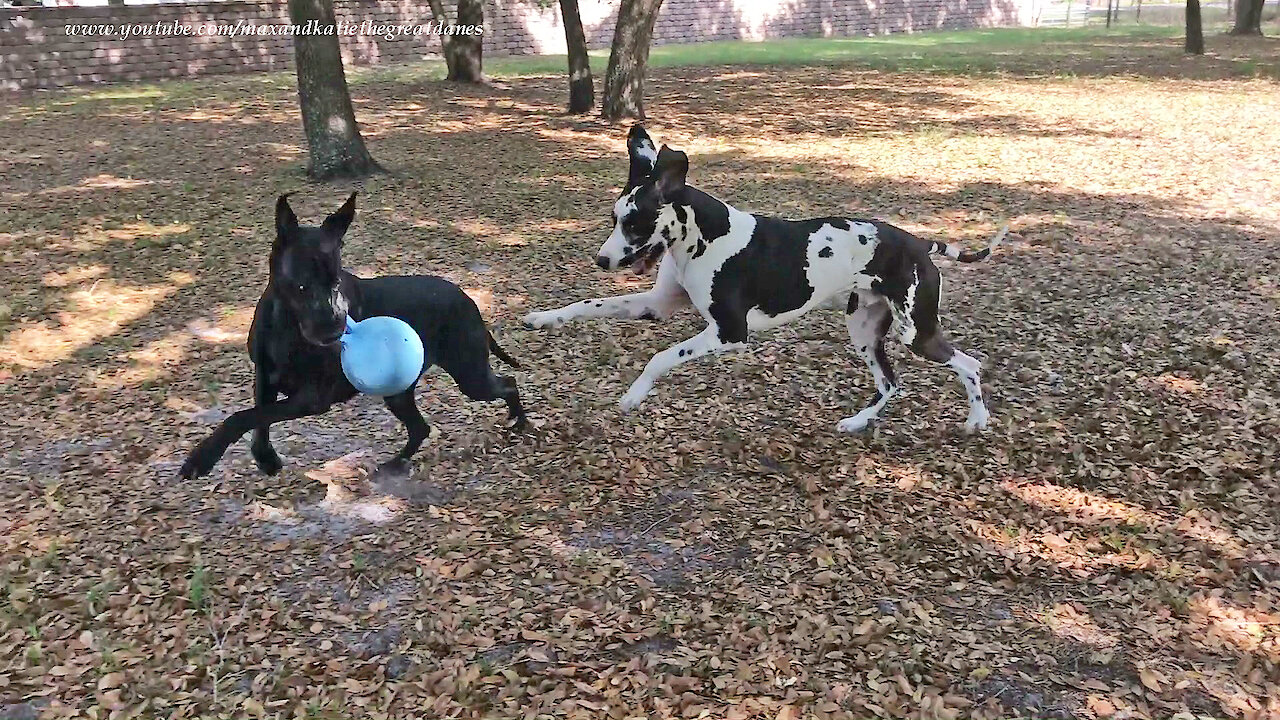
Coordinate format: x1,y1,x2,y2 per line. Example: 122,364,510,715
1135,0,1143,22
1186,0,1205,52
288,0,381,180
559,0,594,114
1106,0,1114,26
106,0,125,6
601,0,665,121
427,0,485,83
1230,0,1264,33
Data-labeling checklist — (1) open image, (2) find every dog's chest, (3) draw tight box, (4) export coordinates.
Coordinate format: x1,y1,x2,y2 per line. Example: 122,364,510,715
665,208,756,311
264,340,341,391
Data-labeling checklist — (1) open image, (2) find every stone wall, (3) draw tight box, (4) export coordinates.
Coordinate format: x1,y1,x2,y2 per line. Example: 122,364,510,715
0,0,1024,92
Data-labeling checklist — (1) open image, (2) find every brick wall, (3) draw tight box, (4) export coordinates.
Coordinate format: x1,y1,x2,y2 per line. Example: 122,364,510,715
1,0,1025,93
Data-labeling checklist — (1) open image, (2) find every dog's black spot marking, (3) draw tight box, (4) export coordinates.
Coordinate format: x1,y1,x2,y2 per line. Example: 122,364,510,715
847,292,859,315
673,204,688,225
709,215,820,337
638,309,658,321
858,234,869,245
818,246,833,258
679,348,688,357
688,189,731,242
661,225,675,248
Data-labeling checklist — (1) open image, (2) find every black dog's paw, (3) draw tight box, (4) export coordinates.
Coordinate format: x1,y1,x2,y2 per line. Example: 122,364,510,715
375,457,413,478
252,443,284,476
507,415,531,433
179,438,225,480
179,452,213,480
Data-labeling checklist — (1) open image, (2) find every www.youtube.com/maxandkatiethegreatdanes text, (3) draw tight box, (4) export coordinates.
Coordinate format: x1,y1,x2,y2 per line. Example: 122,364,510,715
63,19,484,41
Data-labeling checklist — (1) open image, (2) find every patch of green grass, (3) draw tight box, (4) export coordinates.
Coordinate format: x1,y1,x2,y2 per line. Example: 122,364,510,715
349,25,1191,86
188,563,210,613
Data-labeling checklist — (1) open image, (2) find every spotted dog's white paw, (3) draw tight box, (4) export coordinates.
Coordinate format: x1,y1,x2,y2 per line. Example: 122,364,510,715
522,310,564,330
619,383,653,413
963,406,991,434
836,412,878,434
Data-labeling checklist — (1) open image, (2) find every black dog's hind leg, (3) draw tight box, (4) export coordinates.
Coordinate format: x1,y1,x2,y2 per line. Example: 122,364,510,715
249,368,284,475
450,368,528,431
437,321,529,431
493,374,528,430
381,388,432,473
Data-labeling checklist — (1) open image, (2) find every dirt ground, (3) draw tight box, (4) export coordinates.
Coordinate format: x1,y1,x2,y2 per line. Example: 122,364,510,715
1,30,1278,720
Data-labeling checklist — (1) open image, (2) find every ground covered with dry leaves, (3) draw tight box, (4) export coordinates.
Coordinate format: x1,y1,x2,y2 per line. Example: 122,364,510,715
1,28,1279,720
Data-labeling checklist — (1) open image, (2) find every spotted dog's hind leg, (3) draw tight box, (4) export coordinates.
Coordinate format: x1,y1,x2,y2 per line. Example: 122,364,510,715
839,291,898,433
908,332,989,433
901,260,990,433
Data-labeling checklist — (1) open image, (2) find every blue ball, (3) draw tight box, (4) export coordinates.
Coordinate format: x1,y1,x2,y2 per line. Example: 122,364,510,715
339,315,426,397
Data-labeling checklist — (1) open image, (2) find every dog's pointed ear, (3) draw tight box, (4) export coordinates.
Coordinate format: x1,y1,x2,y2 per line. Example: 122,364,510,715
653,146,688,200
275,193,298,238
321,191,356,241
626,124,658,190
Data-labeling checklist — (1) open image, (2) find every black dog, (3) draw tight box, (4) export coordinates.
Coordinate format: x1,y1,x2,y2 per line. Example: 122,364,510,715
179,193,527,479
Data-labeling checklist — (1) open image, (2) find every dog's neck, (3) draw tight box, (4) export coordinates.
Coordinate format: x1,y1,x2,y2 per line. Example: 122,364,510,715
654,185,736,267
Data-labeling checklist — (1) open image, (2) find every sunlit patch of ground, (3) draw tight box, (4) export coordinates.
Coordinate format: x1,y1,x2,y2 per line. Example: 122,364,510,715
1,27,1278,720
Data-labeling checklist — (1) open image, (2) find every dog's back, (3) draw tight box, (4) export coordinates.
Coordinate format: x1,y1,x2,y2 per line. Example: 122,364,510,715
355,274,477,332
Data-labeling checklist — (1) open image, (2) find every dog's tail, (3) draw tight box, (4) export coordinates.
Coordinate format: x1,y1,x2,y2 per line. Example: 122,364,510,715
928,224,1008,263
487,330,521,369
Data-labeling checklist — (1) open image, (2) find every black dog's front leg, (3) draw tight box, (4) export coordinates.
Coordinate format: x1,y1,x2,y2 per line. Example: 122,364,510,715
179,394,330,480
249,369,283,475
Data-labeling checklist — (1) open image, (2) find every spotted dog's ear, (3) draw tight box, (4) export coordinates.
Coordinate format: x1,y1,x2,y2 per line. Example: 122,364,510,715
652,145,688,201
626,124,659,190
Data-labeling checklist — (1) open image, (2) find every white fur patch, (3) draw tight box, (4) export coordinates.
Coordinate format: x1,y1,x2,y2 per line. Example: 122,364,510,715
634,139,658,164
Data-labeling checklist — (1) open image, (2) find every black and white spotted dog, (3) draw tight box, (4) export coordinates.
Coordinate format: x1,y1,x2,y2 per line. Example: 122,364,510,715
525,126,1005,433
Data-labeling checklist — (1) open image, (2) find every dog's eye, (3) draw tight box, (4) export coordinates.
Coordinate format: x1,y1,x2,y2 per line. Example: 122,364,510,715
297,284,306,293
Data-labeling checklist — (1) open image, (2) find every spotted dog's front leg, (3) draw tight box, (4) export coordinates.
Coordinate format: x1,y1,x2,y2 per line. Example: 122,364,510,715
524,257,688,329
620,326,746,412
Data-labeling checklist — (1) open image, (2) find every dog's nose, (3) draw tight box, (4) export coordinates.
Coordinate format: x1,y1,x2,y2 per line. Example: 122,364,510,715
595,255,611,270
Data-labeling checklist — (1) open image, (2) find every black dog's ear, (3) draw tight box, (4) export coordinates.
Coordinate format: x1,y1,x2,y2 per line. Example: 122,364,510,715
321,192,357,241
652,146,688,200
626,124,658,190
275,194,298,238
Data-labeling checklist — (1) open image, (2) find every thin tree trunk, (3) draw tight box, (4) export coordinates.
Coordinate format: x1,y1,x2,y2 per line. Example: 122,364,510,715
559,0,594,114
288,0,381,180
1186,0,1205,52
1065,0,1072,27
450,0,484,82
427,0,485,83
1135,0,1143,22
1106,0,1114,26
1230,0,1264,33
601,0,665,121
